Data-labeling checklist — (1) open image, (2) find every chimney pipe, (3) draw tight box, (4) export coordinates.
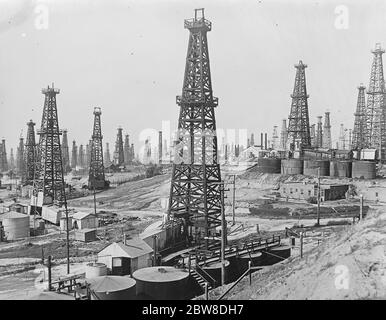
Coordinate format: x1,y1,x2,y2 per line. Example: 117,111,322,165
264,133,268,150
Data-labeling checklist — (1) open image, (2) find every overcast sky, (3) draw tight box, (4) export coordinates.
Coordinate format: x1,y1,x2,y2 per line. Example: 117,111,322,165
0,0,385,155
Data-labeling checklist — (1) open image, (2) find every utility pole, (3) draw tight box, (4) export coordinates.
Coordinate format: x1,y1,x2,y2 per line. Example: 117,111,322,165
232,175,236,226
317,167,321,226
360,194,363,220
220,181,227,286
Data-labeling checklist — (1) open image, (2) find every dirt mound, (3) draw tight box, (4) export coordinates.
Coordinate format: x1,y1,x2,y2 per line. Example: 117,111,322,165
222,208,386,300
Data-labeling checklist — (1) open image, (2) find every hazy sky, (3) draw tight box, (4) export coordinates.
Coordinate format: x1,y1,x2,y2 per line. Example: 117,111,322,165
1,0,385,155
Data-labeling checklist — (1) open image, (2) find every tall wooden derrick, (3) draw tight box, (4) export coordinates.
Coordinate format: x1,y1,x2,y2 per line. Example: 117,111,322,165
71,140,77,169
16,137,25,180
25,120,37,185
352,84,367,150
365,43,386,160
61,129,71,173
35,84,66,204
113,127,124,166
0,139,8,172
322,112,332,149
88,107,107,190
168,9,223,247
316,116,323,148
287,61,311,151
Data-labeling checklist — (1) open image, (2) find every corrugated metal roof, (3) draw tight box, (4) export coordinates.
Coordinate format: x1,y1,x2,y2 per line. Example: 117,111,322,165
73,212,94,220
99,238,153,259
0,211,29,220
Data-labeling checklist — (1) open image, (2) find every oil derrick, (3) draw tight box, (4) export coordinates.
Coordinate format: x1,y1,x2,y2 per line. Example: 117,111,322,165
88,107,106,189
71,140,78,169
25,120,37,184
250,133,255,147
124,134,131,165
339,124,347,150
352,84,367,150
365,43,386,160
113,127,124,166
16,137,25,177
322,112,332,149
61,129,71,173
316,116,323,148
310,124,316,147
348,129,352,150
168,9,223,247
35,84,66,204
78,145,85,168
271,126,279,149
104,143,111,167
0,139,8,172
287,60,311,151
9,148,15,170
280,119,288,150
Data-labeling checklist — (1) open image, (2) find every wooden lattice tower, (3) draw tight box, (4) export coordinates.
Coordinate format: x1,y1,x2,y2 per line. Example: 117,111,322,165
287,61,311,151
25,120,37,184
88,107,106,189
113,127,124,166
322,112,332,149
352,84,367,149
365,43,386,160
35,84,66,204
168,9,223,247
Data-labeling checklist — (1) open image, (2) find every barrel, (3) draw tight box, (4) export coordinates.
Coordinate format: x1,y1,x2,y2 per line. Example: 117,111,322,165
352,161,376,179
330,160,352,178
281,159,304,175
257,158,281,173
303,160,330,176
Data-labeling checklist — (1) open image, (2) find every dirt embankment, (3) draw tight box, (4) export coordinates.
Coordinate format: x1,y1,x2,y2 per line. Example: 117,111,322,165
214,208,386,300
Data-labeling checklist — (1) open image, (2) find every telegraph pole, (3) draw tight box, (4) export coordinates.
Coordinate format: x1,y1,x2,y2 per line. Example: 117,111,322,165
232,175,236,225
317,167,321,226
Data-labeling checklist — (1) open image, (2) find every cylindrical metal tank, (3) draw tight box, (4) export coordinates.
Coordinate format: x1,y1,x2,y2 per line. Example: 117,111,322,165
352,161,376,179
133,266,190,300
281,159,304,175
330,160,352,178
262,245,291,266
257,158,281,173
236,252,263,275
202,260,231,285
303,160,330,176
86,262,107,279
88,276,136,300
0,212,30,240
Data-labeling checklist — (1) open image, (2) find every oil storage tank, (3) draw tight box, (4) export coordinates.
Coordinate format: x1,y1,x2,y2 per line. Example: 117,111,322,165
133,266,190,300
352,161,376,179
88,276,136,300
303,160,330,176
202,260,231,285
85,262,107,279
236,252,263,275
281,159,303,175
0,211,30,240
330,161,352,178
262,245,291,266
257,158,281,173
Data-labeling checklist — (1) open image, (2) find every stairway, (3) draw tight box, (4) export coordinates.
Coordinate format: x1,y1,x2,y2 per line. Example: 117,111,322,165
191,269,213,291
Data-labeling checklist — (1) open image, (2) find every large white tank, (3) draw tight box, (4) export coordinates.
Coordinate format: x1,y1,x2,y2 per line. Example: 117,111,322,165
86,262,108,279
0,211,30,240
